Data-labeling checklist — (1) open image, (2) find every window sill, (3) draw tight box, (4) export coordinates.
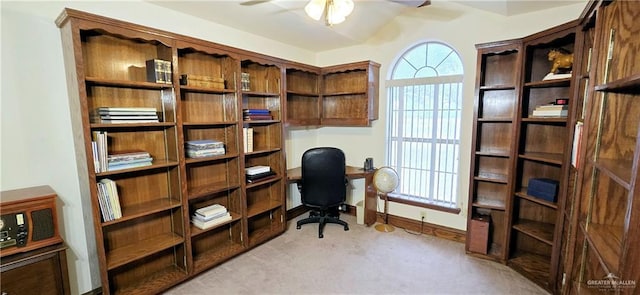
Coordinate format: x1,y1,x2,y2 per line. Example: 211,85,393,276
387,193,461,215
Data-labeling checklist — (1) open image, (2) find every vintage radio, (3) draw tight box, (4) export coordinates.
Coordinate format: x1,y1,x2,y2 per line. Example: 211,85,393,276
0,185,62,257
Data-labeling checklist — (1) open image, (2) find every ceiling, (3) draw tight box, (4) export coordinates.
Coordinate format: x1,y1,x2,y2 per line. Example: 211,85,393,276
148,0,582,51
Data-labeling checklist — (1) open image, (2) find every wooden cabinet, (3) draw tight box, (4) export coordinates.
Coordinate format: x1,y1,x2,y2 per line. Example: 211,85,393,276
466,40,522,262
285,64,321,126
508,21,579,292
58,19,187,294
321,61,380,126
469,1,640,294
468,19,586,294
566,1,640,293
284,60,380,127
56,8,378,294
1,244,70,295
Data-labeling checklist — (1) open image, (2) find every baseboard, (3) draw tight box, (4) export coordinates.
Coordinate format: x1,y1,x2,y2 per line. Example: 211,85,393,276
286,205,465,243
286,205,310,220
376,213,466,243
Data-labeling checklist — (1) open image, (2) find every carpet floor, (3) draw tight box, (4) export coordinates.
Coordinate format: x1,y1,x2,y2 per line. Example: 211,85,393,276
165,214,548,295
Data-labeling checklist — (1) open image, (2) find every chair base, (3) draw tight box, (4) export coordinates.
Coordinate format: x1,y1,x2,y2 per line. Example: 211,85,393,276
296,209,349,238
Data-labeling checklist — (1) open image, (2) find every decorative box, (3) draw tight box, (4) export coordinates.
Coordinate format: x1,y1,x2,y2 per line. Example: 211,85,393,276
469,214,491,254
527,178,559,202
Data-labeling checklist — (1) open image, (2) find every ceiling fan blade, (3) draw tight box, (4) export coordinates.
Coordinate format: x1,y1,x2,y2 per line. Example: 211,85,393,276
389,0,431,8
240,0,272,6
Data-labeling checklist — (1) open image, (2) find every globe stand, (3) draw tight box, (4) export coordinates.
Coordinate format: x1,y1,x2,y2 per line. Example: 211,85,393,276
372,167,399,233
375,193,395,232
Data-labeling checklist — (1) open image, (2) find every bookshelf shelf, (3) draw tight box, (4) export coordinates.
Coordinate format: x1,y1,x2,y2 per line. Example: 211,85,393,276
192,241,244,274
102,198,182,226
179,85,236,94
189,212,242,237
187,183,241,200
106,232,184,270
479,85,516,91
85,77,173,90
95,160,180,177
515,191,558,209
184,153,239,165
593,158,632,189
512,219,555,245
518,152,563,165
585,223,623,274
594,73,640,93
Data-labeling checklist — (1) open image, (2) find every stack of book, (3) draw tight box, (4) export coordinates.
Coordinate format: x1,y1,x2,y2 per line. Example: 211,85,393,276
531,104,568,117
108,150,153,171
185,139,225,158
92,107,159,124
96,178,122,222
243,109,272,121
245,165,276,183
191,204,232,230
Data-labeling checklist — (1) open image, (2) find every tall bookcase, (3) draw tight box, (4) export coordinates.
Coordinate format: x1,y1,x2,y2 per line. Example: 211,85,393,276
566,1,640,293
507,21,579,292
174,42,245,275
240,57,286,247
467,19,584,293
57,18,187,294
466,40,522,262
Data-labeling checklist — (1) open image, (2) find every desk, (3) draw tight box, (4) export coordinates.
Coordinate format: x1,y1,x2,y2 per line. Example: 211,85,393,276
286,166,377,226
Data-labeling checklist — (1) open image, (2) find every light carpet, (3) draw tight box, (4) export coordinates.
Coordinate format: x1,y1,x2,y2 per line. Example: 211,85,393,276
165,214,548,295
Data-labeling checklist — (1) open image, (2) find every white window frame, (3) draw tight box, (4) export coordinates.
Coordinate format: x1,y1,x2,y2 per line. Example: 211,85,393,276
385,42,463,210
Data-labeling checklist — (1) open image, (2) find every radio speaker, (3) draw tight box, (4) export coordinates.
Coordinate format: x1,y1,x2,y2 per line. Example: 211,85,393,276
31,208,55,241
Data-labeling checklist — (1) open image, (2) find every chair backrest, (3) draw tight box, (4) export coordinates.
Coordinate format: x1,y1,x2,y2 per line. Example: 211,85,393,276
301,147,346,209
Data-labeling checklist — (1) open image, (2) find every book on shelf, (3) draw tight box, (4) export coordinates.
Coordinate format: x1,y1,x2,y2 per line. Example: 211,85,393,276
108,150,151,162
186,148,225,158
107,160,153,171
146,59,172,84
195,203,227,218
243,109,270,114
93,107,160,123
244,115,273,121
542,72,572,81
572,121,584,168
246,171,277,183
241,72,250,91
193,210,229,222
243,127,254,153
245,165,271,175
191,212,232,230
92,131,108,173
531,104,568,117
243,109,272,121
106,150,153,171
97,178,122,222
185,139,224,150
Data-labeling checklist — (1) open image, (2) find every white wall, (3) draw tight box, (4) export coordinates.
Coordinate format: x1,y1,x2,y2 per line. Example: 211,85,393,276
1,0,585,293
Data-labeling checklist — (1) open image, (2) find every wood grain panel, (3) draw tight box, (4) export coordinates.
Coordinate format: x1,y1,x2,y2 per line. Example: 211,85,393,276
181,92,236,122
479,89,516,118
482,51,518,86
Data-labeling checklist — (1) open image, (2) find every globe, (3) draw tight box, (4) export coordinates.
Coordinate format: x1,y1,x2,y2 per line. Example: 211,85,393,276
373,166,399,193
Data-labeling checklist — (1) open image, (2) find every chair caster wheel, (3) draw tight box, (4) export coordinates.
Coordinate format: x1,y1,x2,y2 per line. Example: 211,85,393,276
297,225,301,229
344,226,349,231
319,234,324,238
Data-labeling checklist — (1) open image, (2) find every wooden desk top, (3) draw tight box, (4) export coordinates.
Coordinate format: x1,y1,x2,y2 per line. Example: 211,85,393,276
286,165,370,182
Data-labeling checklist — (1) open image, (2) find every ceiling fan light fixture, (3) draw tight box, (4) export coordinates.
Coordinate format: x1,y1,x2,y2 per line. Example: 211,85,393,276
304,0,325,21
305,0,354,26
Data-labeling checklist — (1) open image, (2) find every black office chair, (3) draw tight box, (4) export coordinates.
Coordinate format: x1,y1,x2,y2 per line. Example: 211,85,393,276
296,147,349,238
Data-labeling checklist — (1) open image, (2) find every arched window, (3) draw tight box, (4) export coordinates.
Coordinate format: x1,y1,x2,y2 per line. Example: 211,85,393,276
386,41,463,208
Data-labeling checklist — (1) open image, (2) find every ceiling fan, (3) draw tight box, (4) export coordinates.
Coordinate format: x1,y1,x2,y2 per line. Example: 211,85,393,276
240,0,431,26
